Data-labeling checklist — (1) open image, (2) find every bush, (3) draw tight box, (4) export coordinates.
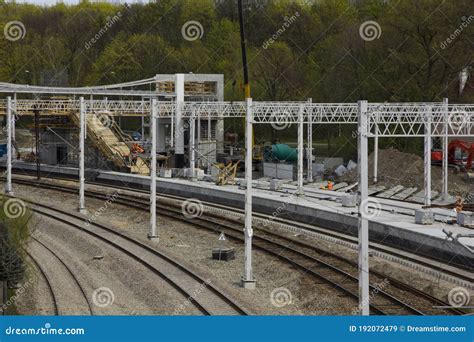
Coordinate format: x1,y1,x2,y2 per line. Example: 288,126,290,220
0,196,31,286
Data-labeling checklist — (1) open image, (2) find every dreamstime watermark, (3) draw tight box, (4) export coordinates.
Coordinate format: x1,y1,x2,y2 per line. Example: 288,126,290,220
84,6,128,50
181,21,204,41
3,21,26,41
174,279,211,314
270,111,293,131
448,287,471,308
270,287,293,308
262,11,300,49
262,191,297,227
181,198,204,219
448,110,469,132
352,278,389,314
84,192,119,226
359,21,382,41
440,16,474,49
0,277,34,313
5,323,85,336
91,111,114,129
359,198,382,219
92,287,115,308
3,198,27,219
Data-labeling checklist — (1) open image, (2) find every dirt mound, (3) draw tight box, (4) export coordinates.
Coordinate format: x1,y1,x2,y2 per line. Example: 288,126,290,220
341,147,472,197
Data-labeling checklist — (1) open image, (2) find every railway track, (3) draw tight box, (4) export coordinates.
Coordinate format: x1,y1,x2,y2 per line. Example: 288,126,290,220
26,237,93,315
6,176,468,315
28,200,249,316
24,249,59,315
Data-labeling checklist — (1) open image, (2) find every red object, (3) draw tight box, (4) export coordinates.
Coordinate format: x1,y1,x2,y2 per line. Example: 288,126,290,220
432,140,474,169
448,140,473,169
431,150,443,162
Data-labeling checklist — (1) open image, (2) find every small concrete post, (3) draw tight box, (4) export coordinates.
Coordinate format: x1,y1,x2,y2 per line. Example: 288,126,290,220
307,98,313,182
442,98,449,199
148,99,158,240
5,97,13,195
189,108,196,180
424,107,432,206
78,97,86,213
297,104,304,195
357,100,369,316
241,97,256,290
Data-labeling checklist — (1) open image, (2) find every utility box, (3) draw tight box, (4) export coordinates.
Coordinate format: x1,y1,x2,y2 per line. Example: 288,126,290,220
212,248,235,261
457,211,474,228
159,168,172,178
263,162,294,180
342,194,357,207
415,209,434,225
270,179,283,191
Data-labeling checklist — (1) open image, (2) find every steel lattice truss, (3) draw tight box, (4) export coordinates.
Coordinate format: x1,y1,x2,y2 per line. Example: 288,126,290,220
0,99,473,137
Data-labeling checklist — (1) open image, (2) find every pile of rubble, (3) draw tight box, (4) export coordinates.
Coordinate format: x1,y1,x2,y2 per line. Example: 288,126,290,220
340,148,472,197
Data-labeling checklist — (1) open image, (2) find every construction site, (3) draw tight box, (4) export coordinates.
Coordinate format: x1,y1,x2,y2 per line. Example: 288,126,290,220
0,2,472,333
0,72,471,318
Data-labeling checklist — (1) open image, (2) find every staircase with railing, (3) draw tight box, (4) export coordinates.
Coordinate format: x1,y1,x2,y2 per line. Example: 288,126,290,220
70,111,149,174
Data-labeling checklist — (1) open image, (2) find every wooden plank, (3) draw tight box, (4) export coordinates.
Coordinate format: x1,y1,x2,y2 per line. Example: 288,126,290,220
332,182,348,191
408,190,439,204
391,187,418,200
368,185,386,196
377,185,405,199
336,182,358,192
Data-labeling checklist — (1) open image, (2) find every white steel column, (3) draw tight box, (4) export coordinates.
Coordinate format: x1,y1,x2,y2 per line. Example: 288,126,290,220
170,100,174,148
357,100,369,315
442,98,449,199
197,114,201,168
297,104,304,195
148,99,158,240
12,93,16,142
78,97,86,213
424,106,432,206
307,99,313,182
208,115,211,141
373,127,378,183
175,74,185,168
241,98,256,289
189,109,196,180
5,97,13,195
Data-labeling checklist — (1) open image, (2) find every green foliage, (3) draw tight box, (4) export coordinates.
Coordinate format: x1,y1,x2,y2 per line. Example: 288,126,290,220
0,196,31,284
0,0,472,155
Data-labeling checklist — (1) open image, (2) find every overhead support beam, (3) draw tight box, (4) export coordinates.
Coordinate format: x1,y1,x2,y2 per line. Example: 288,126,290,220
5,97,13,195
307,98,313,182
424,106,432,206
442,98,449,199
357,100,369,316
174,74,185,168
78,97,86,214
148,99,159,241
241,97,256,290
297,104,304,195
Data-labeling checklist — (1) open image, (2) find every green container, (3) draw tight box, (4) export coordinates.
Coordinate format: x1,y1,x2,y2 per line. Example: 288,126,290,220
272,144,297,162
